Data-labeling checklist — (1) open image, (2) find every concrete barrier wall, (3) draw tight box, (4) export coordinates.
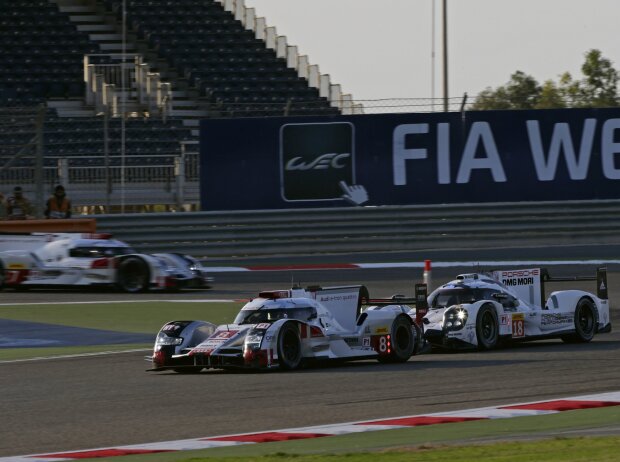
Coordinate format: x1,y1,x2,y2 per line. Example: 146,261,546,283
92,200,620,261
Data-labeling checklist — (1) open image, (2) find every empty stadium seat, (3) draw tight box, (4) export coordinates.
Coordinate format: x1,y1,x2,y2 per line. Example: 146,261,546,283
101,0,337,116
1,0,340,191
0,2,99,103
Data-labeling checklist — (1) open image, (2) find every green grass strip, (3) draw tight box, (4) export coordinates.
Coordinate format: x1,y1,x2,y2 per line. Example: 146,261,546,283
187,436,620,461
174,436,620,462
0,301,242,360
0,343,151,361
70,406,620,462
0,301,242,333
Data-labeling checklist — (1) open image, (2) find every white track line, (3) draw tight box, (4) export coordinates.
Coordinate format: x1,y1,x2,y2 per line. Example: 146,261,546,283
0,348,151,364
0,299,239,307
205,260,620,272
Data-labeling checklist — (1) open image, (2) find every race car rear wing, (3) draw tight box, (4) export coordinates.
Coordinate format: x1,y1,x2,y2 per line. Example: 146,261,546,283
363,283,429,325
305,283,429,328
493,267,607,308
541,267,608,302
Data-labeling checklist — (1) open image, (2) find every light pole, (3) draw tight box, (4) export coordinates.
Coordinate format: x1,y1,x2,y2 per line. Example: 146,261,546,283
431,0,435,111
120,0,127,213
442,0,448,112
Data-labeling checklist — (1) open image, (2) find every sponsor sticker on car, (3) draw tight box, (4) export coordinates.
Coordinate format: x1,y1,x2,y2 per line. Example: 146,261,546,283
511,313,525,338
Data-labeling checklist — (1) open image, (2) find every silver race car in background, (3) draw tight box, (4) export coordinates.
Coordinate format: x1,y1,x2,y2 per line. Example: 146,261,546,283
150,284,427,372
0,232,212,292
420,267,610,350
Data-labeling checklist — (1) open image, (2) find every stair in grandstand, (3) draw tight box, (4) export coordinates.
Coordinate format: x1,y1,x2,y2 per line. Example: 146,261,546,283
49,0,213,139
90,0,348,117
1,0,357,211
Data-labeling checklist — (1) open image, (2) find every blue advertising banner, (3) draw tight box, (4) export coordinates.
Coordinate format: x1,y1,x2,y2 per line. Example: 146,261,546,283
199,108,620,210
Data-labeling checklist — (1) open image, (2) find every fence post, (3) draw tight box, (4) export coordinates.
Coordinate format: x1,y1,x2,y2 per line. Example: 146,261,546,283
57,158,69,188
34,104,46,218
175,156,185,210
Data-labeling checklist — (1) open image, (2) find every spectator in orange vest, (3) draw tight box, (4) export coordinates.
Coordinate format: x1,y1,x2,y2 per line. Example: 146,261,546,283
7,186,34,220
45,184,72,219
0,192,6,219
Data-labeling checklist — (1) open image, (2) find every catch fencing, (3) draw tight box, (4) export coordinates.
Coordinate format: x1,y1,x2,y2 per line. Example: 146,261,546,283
93,200,620,261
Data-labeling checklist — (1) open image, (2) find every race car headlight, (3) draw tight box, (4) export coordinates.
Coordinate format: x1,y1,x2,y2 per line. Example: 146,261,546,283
245,332,264,350
444,307,468,331
156,332,183,346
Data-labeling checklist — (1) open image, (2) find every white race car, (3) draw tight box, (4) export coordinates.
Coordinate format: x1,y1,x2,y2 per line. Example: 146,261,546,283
421,267,610,350
150,284,426,372
0,232,212,292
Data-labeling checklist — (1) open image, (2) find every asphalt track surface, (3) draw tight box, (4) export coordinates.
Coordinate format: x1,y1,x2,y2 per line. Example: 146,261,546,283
1,252,620,457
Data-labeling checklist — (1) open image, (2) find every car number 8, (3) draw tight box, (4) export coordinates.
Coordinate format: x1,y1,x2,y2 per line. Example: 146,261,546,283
6,270,20,284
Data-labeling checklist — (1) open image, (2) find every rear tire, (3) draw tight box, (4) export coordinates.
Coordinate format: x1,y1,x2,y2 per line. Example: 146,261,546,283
562,298,596,343
378,315,415,363
411,322,424,356
278,322,302,370
476,304,499,350
117,257,150,293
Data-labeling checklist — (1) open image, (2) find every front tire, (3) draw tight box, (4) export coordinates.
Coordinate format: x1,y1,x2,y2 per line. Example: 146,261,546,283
378,315,416,363
278,322,302,370
562,298,596,343
476,304,499,350
117,257,150,293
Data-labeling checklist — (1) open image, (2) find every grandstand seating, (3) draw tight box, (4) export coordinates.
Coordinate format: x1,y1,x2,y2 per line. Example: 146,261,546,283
0,0,342,208
0,0,98,105
0,109,191,168
101,0,339,116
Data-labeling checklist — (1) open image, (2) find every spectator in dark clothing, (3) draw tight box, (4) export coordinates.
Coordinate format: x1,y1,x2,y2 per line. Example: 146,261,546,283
0,192,6,219
45,185,72,219
7,186,33,220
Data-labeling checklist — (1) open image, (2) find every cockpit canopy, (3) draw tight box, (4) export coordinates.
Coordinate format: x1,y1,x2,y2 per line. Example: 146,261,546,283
69,246,135,258
429,287,503,308
234,306,317,325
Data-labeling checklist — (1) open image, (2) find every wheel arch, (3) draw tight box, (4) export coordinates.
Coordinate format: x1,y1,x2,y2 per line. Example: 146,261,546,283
548,290,600,322
116,255,153,292
396,312,423,356
276,320,304,370
474,301,499,321
576,295,599,332
575,294,600,324
475,302,500,350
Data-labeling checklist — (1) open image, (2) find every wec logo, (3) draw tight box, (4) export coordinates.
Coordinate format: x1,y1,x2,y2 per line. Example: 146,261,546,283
280,122,355,201
286,153,350,171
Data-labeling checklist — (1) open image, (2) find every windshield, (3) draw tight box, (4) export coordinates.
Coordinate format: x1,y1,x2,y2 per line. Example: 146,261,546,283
430,288,500,308
234,307,317,325
69,246,135,258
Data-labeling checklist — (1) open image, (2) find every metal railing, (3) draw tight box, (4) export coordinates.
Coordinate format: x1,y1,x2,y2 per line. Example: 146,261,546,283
0,154,200,211
92,200,620,261
84,54,172,117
